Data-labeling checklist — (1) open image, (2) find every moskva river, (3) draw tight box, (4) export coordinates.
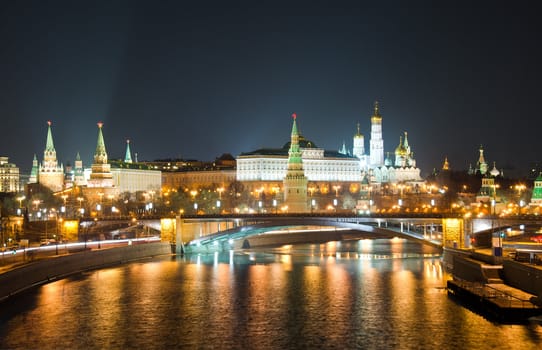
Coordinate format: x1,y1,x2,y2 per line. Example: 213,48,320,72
1,239,542,349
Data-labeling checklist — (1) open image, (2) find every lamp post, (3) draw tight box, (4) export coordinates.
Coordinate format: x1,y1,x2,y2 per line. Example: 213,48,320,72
332,185,341,197
17,195,25,209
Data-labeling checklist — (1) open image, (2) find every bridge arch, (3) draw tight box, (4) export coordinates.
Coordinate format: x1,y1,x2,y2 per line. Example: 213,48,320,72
182,216,443,253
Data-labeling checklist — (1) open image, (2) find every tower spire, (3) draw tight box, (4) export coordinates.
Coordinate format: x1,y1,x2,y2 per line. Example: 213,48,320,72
88,122,113,187
94,122,108,164
373,101,380,117
124,139,133,163
45,121,55,152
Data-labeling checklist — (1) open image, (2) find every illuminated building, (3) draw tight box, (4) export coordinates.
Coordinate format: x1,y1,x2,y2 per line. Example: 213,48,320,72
37,121,64,192
87,122,114,188
82,122,119,204
442,157,450,171
84,136,161,197
162,170,236,191
529,173,542,207
282,113,308,212
369,101,384,167
0,157,20,193
370,130,422,185
73,152,86,187
469,145,488,175
108,140,161,194
237,103,425,202
236,127,361,182
28,154,38,184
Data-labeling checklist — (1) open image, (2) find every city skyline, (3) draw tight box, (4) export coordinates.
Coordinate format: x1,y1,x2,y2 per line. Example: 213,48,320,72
1,1,541,176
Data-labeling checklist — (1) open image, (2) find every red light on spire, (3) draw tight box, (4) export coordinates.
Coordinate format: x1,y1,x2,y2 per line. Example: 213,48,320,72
47,120,51,126
97,121,103,128
292,113,297,120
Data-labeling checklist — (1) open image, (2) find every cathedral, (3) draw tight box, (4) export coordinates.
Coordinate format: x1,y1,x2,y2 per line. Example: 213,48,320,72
338,102,423,187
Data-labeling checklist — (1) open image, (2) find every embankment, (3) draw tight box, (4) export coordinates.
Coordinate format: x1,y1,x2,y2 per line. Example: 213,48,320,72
0,242,172,302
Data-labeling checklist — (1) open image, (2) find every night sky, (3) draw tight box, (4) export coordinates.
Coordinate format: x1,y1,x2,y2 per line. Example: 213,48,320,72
1,1,540,177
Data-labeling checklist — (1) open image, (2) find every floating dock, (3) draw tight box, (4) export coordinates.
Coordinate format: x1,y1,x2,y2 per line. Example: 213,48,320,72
447,279,542,323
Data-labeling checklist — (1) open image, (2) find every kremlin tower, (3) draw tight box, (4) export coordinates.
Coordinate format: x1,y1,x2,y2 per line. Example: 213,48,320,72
124,139,133,163
283,113,309,213
29,154,38,184
87,122,113,188
73,152,86,186
38,121,64,192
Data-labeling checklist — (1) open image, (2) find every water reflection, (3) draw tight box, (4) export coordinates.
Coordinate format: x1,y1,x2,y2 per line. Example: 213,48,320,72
0,239,541,349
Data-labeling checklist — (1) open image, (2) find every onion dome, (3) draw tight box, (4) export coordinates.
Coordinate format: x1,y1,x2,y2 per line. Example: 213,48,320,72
395,136,407,156
490,161,500,177
384,152,393,166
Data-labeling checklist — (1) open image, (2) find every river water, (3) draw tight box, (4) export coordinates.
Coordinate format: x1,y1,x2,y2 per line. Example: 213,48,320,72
1,239,542,349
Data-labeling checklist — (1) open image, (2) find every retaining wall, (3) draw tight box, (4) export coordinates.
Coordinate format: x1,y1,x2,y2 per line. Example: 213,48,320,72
0,242,172,301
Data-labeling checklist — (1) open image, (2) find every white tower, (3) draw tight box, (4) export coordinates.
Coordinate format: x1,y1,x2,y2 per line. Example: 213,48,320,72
352,123,365,159
369,101,384,167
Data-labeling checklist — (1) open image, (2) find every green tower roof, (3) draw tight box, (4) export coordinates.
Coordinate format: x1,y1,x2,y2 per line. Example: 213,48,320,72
124,139,133,163
45,121,55,152
94,122,108,164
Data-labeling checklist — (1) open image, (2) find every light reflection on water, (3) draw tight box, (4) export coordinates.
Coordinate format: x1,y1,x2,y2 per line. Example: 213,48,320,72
0,239,541,349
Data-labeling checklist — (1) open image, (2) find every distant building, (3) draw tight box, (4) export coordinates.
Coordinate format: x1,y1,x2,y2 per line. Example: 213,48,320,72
530,173,542,207
0,156,19,193
83,131,161,198
469,145,488,176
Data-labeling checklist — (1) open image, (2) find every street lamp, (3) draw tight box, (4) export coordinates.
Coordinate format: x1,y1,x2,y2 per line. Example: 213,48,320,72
17,195,25,209
217,187,224,199
332,185,341,197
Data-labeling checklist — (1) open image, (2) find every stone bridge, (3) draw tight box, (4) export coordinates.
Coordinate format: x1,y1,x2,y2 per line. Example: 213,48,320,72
82,214,542,253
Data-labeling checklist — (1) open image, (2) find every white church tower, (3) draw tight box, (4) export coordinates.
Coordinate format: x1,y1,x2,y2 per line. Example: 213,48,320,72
369,101,384,167
353,123,365,158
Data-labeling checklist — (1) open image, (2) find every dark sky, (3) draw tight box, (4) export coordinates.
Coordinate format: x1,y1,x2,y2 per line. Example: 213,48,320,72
1,0,540,177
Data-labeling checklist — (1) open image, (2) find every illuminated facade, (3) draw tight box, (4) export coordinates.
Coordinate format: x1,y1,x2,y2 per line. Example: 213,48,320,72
162,170,236,191
73,152,86,187
37,121,64,192
530,173,542,207
0,157,19,193
84,137,161,196
237,132,361,183
283,114,308,212
369,131,422,185
87,122,114,188
369,101,384,167
469,145,488,175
